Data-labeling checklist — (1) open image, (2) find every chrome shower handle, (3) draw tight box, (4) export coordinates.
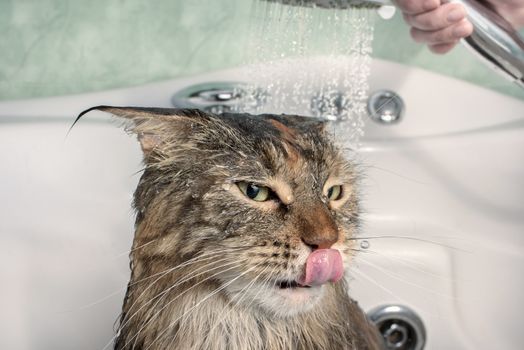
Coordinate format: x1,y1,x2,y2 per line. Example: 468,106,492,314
451,0,524,88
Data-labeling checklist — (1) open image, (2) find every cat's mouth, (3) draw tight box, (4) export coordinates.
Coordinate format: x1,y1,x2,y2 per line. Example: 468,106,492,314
276,280,311,289
274,249,344,290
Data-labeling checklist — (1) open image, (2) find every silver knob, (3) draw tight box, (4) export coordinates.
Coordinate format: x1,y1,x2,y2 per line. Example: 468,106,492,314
368,304,426,350
383,322,409,349
367,89,404,124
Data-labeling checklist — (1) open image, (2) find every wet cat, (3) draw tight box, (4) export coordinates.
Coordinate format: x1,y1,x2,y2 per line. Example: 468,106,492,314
78,106,383,350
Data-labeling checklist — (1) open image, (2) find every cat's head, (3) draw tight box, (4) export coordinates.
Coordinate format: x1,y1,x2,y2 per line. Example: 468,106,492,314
80,106,360,318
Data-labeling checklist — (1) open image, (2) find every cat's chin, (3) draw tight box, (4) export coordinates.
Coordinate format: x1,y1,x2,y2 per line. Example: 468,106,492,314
269,284,326,317
227,280,326,318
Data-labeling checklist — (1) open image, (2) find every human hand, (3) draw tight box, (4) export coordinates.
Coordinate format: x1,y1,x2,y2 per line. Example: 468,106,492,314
395,0,473,54
395,0,524,54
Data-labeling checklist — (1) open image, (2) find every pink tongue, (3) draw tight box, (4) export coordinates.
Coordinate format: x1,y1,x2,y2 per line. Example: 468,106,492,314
299,249,344,286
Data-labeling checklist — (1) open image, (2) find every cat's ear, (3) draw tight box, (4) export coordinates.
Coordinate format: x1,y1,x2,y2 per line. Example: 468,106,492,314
74,105,206,154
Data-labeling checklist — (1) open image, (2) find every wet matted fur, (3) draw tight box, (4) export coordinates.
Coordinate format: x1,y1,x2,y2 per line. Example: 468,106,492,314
78,106,383,350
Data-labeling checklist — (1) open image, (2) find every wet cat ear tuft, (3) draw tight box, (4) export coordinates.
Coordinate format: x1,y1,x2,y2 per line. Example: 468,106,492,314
73,105,207,154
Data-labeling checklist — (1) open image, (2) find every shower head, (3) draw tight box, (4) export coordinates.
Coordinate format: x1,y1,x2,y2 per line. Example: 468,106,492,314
262,0,388,9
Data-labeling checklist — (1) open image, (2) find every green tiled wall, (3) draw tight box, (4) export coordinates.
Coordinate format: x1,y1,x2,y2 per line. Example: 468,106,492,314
1,0,523,101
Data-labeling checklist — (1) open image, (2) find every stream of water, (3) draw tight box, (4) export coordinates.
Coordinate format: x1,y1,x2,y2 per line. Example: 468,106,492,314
237,1,376,148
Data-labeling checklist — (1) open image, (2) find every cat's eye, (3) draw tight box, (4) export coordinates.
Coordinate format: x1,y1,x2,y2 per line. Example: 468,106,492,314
327,185,343,201
237,182,270,202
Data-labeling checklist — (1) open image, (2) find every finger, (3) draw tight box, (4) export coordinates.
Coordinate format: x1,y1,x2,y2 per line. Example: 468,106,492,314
492,3,524,28
404,3,466,31
429,41,459,54
410,19,473,44
393,0,441,15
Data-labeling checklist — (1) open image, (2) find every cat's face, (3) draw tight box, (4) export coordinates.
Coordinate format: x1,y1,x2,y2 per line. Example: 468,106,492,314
85,106,359,318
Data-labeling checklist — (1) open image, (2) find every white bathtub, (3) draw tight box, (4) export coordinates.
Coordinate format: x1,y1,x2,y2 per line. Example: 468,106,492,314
1,59,523,350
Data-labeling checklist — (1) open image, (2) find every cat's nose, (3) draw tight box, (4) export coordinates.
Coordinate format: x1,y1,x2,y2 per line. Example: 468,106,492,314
299,205,339,250
301,234,338,250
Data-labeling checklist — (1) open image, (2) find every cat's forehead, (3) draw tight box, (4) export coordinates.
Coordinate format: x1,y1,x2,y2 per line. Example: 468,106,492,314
217,113,324,148
211,113,351,183
219,113,323,138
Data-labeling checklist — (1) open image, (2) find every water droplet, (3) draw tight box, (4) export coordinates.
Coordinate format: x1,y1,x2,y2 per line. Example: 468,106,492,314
360,240,370,250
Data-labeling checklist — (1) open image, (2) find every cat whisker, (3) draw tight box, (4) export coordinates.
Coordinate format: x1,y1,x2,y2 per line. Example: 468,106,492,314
204,264,273,338
114,239,159,258
354,254,460,300
84,250,232,319
128,248,246,288
231,265,271,305
115,258,242,350
347,235,469,252
126,246,255,290
223,264,283,345
222,243,271,249
198,264,279,349
61,289,126,314
125,260,248,350
68,250,230,315
183,280,259,347
349,267,402,304
243,265,280,311
144,261,265,350
104,253,243,350
130,165,147,177
349,266,450,319
123,255,236,319
352,248,462,283
348,245,456,281
121,242,265,312
360,164,429,185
